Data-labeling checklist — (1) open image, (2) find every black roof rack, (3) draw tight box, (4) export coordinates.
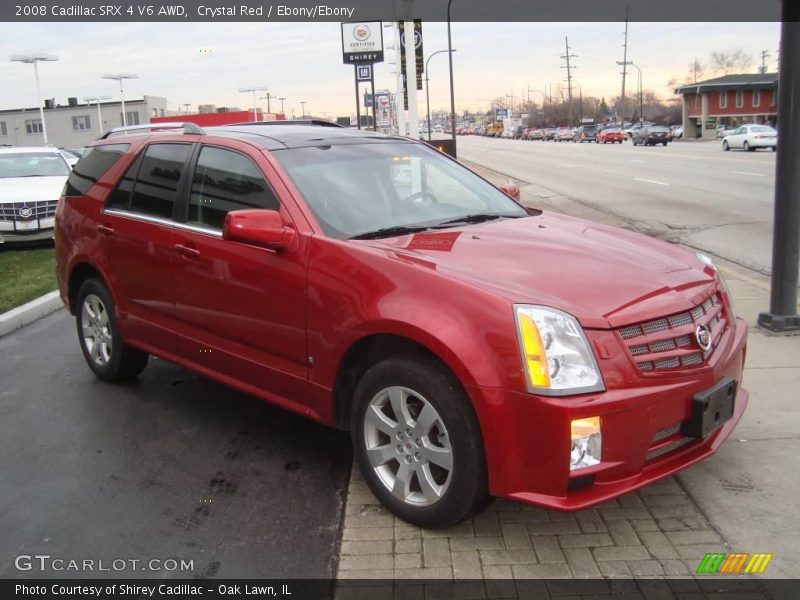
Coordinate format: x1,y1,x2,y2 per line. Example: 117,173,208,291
99,122,206,139
223,119,343,128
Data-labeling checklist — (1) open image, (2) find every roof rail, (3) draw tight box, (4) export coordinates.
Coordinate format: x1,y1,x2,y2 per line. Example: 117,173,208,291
99,122,205,139
223,119,343,128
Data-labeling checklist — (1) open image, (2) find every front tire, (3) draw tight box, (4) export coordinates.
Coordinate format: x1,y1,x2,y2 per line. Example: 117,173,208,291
723,140,730,151
75,278,148,382
744,141,752,152
351,355,488,529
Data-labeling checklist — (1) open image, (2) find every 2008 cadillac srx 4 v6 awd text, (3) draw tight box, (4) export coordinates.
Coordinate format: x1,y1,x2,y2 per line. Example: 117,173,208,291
55,121,747,528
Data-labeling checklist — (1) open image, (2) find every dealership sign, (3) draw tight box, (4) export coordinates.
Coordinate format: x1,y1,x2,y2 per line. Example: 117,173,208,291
341,21,384,64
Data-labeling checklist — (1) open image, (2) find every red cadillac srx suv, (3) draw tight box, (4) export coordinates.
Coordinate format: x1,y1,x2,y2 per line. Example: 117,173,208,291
55,122,748,528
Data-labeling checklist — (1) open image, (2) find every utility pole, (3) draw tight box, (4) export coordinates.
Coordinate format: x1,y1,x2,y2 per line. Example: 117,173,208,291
620,7,629,125
760,50,770,74
561,37,577,126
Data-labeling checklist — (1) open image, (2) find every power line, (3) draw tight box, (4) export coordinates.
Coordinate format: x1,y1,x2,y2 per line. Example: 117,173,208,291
760,50,770,74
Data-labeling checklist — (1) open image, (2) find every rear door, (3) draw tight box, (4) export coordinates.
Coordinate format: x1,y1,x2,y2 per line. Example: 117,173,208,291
99,142,194,345
170,142,310,411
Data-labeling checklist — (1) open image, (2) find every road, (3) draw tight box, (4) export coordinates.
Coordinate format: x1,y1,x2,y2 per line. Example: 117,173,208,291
457,136,778,277
0,310,352,580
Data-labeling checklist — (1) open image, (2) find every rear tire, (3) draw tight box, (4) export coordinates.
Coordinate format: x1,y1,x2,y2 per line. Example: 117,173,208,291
723,140,730,151
351,355,489,529
744,141,752,152
75,278,149,382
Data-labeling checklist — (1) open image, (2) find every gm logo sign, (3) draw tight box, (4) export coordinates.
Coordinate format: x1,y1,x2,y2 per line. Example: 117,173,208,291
697,552,773,574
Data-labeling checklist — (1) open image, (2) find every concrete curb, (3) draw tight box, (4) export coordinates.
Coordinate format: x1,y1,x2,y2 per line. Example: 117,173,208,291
0,291,63,337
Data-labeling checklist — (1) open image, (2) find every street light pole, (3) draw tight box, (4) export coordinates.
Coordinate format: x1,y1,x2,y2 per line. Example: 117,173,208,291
103,73,139,127
617,61,643,122
758,0,800,332
83,95,112,135
447,0,457,151
425,49,456,141
278,97,286,115
11,53,59,145
300,101,307,118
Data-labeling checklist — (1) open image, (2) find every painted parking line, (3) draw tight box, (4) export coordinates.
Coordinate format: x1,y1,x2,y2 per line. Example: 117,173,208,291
732,171,767,177
630,159,646,164
634,177,670,186
559,163,576,168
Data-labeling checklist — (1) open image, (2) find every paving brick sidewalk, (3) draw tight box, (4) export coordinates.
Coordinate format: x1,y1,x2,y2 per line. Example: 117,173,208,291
337,468,727,581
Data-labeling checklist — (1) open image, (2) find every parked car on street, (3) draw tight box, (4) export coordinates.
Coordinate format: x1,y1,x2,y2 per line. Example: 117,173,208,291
572,125,596,143
670,125,683,140
596,127,624,144
0,146,71,244
55,121,748,529
631,125,671,146
543,128,557,141
556,127,573,142
722,124,777,152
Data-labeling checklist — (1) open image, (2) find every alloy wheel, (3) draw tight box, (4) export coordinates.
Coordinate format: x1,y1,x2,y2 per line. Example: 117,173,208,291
363,386,453,507
81,294,112,366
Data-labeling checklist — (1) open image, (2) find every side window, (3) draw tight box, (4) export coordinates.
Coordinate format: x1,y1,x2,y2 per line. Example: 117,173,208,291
65,144,129,197
106,152,143,209
128,144,192,219
188,146,280,230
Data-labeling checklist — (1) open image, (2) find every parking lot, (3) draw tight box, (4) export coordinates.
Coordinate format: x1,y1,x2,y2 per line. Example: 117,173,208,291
0,310,351,580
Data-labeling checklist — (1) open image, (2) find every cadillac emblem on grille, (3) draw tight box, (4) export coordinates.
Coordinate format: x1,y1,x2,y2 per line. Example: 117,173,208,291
18,206,33,219
695,324,712,352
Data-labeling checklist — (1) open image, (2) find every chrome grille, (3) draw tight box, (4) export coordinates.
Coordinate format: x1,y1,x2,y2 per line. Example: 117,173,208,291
0,200,57,222
617,293,728,372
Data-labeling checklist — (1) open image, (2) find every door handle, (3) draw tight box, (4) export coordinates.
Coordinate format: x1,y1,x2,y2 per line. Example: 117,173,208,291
97,224,114,236
174,243,200,258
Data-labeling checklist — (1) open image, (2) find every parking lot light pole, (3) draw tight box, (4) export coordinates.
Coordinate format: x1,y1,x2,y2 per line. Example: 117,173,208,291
447,0,457,152
103,73,138,127
11,53,59,145
300,101,307,118
758,3,800,332
425,49,456,140
83,95,112,135
239,86,268,122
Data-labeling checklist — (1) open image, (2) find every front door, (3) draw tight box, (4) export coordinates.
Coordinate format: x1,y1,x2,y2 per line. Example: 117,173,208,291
170,143,309,411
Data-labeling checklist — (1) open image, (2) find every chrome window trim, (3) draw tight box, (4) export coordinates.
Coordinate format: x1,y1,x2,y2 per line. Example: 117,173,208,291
102,208,223,238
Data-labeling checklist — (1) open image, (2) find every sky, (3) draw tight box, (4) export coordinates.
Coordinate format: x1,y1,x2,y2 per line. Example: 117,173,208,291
1,21,781,118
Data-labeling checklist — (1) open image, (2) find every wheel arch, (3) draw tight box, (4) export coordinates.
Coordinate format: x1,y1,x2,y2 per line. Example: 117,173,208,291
332,332,472,432
67,261,111,315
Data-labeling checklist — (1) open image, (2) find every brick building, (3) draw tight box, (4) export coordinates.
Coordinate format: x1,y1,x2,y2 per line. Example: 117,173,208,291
675,73,778,139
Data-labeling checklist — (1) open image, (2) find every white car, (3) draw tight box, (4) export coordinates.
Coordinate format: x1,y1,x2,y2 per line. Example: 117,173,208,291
722,124,778,152
0,147,71,244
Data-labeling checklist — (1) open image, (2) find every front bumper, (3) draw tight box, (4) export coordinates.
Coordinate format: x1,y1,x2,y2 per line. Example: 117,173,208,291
0,219,55,244
467,317,748,511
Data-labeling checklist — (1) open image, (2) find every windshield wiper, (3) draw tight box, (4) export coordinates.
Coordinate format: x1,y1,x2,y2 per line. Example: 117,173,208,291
435,213,521,227
350,224,432,240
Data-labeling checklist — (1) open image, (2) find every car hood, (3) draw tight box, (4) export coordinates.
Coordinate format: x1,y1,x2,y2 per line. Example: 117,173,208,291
0,176,68,203
364,212,716,329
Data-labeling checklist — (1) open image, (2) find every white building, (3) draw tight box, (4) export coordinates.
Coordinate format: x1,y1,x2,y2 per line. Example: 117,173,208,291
0,95,168,148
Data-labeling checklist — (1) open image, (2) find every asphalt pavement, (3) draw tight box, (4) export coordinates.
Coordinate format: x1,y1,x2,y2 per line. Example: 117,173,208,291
457,136,779,277
0,309,352,579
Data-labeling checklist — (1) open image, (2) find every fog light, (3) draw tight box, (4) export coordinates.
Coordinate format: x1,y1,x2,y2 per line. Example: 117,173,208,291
570,417,601,470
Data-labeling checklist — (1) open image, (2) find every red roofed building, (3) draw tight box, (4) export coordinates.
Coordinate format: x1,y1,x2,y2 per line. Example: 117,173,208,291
676,73,779,139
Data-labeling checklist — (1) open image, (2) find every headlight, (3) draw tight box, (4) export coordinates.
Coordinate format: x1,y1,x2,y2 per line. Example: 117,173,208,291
514,305,605,396
696,252,737,321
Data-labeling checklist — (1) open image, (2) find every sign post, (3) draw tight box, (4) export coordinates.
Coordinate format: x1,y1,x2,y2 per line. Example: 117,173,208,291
342,21,384,131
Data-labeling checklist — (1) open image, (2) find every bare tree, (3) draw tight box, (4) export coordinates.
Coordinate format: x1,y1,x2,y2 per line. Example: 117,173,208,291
709,48,754,75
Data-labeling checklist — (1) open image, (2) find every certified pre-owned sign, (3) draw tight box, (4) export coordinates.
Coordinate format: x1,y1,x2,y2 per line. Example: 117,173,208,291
341,21,384,64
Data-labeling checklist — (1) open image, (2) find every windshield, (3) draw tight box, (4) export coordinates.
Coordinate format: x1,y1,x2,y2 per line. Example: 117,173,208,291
0,152,70,178
272,141,528,239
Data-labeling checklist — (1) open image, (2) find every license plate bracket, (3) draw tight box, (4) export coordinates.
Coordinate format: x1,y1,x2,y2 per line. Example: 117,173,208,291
681,377,736,438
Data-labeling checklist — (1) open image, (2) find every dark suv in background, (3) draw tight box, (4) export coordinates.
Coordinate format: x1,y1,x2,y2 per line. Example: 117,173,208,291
572,125,596,143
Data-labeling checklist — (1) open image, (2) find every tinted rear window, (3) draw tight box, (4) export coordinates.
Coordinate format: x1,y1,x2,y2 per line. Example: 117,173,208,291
129,143,192,220
64,144,130,196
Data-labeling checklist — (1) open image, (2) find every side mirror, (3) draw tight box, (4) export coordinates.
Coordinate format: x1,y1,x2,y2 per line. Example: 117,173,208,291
222,209,296,251
499,183,521,201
